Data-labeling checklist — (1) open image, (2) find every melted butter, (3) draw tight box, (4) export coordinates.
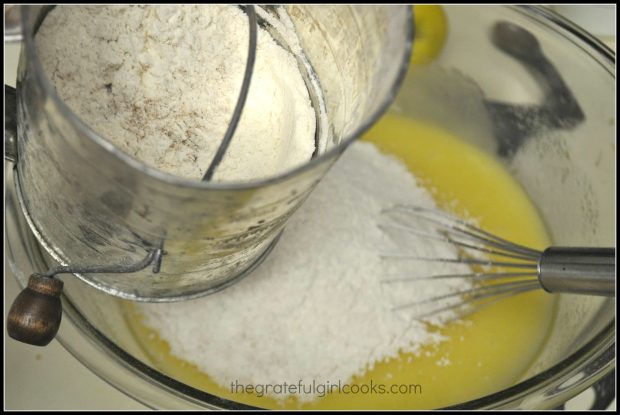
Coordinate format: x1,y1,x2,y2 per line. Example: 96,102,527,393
124,114,556,409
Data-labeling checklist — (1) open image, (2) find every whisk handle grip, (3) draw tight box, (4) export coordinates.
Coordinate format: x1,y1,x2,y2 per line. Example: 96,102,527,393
538,247,615,296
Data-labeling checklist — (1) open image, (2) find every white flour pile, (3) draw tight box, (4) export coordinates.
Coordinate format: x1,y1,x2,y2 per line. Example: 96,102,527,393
138,141,472,402
35,5,316,181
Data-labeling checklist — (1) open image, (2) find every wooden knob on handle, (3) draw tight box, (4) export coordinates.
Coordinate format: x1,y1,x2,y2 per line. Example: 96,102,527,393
7,274,63,346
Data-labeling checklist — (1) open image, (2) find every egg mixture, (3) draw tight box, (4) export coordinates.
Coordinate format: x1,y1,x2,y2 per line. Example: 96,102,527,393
124,114,556,409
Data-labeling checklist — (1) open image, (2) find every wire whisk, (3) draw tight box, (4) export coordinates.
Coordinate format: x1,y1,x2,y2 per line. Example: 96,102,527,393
379,205,615,321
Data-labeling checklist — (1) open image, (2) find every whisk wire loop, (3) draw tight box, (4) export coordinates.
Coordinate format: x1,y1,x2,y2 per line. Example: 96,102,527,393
380,205,615,321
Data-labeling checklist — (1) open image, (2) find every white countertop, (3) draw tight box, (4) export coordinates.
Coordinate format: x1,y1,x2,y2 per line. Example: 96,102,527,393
4,7,615,410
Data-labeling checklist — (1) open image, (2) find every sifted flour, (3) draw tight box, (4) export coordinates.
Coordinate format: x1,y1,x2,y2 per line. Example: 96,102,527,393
138,141,472,402
35,5,316,181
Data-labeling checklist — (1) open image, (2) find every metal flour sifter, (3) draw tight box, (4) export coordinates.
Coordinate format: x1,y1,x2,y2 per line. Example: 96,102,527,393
4,5,413,345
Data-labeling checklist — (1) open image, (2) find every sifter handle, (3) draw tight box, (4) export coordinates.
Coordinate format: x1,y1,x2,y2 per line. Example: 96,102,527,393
7,274,63,346
7,248,164,346
538,247,616,296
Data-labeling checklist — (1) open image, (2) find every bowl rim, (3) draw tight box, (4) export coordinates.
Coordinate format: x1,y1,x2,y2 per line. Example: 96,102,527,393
59,287,616,410
6,158,615,409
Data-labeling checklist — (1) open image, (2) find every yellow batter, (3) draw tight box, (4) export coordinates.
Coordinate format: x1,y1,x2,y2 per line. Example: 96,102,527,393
124,114,556,409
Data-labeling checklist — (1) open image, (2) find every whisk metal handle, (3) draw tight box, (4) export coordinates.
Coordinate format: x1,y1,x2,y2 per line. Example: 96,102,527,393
538,247,616,296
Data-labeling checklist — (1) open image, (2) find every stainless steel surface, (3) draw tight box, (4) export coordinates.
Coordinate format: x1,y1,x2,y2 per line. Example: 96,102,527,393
4,84,18,162
484,21,584,156
380,205,615,319
539,247,616,296
11,5,413,300
4,5,22,42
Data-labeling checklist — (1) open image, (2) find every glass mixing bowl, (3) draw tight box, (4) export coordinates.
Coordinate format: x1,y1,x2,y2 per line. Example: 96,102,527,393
5,5,615,410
